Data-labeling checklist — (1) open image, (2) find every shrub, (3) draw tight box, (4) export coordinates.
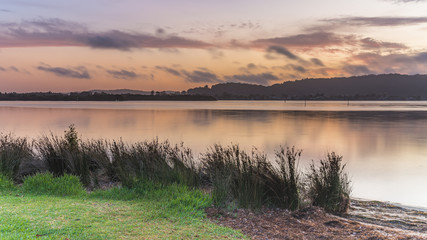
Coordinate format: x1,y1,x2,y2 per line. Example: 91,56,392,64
307,152,351,214
21,173,86,196
0,134,32,181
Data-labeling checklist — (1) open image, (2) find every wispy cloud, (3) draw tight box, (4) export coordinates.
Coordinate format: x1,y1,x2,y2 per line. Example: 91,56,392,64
266,46,300,60
310,58,325,66
385,0,427,3
0,66,21,72
309,16,427,32
254,32,346,48
253,31,406,51
37,64,90,79
0,18,211,50
106,69,138,80
182,70,221,83
155,66,181,76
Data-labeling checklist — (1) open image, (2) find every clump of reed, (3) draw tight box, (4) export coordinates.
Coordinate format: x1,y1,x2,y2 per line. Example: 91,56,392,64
202,144,302,209
0,133,32,181
111,139,200,188
306,152,351,214
36,125,107,188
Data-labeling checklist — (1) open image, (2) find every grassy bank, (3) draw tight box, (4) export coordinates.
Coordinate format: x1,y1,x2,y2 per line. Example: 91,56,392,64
0,174,246,239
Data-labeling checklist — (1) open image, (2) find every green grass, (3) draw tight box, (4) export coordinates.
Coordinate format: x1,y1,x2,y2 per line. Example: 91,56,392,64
0,174,246,240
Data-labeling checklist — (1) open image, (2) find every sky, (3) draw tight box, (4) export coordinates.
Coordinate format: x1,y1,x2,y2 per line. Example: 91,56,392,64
1,0,427,92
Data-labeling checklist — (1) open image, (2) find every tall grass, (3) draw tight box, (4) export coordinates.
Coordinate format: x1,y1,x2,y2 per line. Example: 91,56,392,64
21,172,86,196
262,146,301,210
0,134,32,181
202,144,302,209
111,139,201,188
36,125,95,187
307,152,351,214
0,126,353,213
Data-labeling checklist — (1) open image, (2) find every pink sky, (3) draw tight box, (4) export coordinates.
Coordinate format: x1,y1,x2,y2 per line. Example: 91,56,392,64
1,0,427,92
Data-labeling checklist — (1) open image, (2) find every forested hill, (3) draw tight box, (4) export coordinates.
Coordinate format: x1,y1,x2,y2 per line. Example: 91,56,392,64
0,92,216,101
187,74,427,100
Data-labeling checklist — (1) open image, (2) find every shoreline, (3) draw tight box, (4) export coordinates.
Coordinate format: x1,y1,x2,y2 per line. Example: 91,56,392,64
207,198,427,239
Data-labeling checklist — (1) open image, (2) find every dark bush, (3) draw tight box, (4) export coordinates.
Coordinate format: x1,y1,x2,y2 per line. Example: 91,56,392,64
307,152,351,214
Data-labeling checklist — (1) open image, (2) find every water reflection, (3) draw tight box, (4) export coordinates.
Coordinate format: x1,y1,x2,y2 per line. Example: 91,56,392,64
0,103,426,207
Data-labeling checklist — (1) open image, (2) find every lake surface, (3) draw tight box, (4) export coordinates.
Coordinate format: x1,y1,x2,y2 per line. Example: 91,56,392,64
1,100,427,208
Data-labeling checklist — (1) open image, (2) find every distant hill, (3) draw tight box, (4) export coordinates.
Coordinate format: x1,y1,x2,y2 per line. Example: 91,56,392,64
187,74,427,100
88,89,152,95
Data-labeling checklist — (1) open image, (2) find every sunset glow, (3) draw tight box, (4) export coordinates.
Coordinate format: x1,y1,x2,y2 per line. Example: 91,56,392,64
1,0,427,92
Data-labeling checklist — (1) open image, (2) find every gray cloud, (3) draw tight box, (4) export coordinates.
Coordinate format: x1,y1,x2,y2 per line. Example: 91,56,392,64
273,64,307,73
225,73,279,85
385,0,427,3
255,32,346,48
266,46,299,60
288,64,307,73
0,66,5,71
37,65,90,79
239,63,269,72
320,16,427,29
351,51,427,73
8,66,19,72
155,66,181,76
254,31,406,51
311,58,325,66
106,69,138,80
0,18,211,50
182,70,220,83
414,52,427,62
343,65,374,75
360,37,407,49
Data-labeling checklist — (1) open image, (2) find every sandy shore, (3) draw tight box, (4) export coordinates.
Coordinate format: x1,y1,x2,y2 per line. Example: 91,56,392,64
206,199,427,239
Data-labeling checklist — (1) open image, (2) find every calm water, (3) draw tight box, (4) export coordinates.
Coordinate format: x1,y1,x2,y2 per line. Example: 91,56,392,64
1,100,427,208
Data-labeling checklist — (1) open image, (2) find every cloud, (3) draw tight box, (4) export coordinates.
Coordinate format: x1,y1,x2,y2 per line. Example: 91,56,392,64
254,32,346,48
155,66,181,76
319,16,427,29
385,0,427,3
273,64,307,73
106,69,138,80
225,73,279,85
254,31,406,52
0,18,211,50
346,51,427,74
342,65,374,75
266,46,300,60
37,64,90,79
8,66,19,72
288,64,307,73
360,37,407,49
84,30,210,50
311,58,325,66
0,9,11,12
182,70,221,83
0,66,20,72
